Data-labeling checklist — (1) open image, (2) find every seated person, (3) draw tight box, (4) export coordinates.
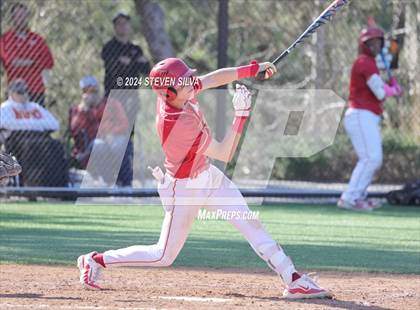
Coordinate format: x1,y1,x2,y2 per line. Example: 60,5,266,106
0,79,68,186
69,76,133,186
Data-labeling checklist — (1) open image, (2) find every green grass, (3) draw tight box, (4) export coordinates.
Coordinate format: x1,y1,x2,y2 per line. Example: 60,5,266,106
1,202,419,274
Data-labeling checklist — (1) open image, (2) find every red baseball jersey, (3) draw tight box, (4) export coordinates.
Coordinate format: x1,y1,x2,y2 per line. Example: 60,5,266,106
156,98,212,179
348,54,383,115
0,30,54,95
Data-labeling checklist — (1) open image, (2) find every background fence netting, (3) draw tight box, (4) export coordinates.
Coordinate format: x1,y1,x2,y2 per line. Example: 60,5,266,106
0,0,419,198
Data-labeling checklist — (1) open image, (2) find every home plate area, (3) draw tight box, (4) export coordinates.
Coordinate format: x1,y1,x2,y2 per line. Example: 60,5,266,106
0,265,419,310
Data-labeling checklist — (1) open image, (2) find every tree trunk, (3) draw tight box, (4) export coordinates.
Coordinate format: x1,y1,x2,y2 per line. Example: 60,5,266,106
404,1,420,137
215,0,229,170
216,0,228,141
134,0,174,63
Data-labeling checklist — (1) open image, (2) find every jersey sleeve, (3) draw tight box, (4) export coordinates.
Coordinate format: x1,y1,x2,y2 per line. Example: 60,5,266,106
132,45,150,75
101,42,113,64
366,74,386,101
0,104,14,130
37,36,54,69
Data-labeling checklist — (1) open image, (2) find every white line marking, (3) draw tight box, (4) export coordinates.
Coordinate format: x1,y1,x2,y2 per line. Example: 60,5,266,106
156,296,232,303
0,304,162,310
0,304,50,309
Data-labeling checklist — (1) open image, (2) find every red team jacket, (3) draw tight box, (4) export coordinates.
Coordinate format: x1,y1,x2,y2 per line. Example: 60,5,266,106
0,30,54,95
348,48,383,115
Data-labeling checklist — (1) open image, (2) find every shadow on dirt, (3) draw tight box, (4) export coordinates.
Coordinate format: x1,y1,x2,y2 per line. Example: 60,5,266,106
0,293,82,301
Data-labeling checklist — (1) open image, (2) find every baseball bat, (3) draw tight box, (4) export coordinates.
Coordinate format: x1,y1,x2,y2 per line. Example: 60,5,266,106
257,0,351,79
380,50,393,81
380,50,400,104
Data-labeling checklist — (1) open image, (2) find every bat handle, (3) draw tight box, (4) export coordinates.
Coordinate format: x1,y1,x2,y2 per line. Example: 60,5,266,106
380,51,392,81
256,51,289,80
255,71,266,80
273,50,290,65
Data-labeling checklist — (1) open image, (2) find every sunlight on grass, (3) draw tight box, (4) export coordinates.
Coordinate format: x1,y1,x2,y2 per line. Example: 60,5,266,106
1,202,419,273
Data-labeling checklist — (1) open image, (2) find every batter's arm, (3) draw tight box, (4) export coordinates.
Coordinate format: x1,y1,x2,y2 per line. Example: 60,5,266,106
199,67,238,90
204,128,242,163
203,85,251,162
199,62,276,90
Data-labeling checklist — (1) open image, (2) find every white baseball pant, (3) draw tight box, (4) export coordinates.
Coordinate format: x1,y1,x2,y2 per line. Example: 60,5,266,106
341,108,383,203
103,164,297,284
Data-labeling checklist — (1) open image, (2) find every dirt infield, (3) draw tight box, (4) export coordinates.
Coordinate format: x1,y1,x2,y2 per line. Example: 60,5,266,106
0,265,419,310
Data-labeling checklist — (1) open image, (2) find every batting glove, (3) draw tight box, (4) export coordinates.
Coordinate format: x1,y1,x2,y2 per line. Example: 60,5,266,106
257,62,277,79
233,84,252,117
389,77,403,97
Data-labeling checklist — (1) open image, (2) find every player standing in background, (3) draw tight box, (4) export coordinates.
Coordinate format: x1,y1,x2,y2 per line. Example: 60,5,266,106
0,2,54,107
338,25,403,211
78,58,332,299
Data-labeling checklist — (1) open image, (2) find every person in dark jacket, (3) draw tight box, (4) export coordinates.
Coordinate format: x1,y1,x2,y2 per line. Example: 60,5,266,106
101,11,150,97
101,12,150,185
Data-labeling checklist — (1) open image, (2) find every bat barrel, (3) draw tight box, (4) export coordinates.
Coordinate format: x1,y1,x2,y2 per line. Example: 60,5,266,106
271,0,351,66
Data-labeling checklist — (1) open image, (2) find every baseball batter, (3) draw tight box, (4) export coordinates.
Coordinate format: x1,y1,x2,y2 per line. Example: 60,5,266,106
338,25,403,211
78,58,331,299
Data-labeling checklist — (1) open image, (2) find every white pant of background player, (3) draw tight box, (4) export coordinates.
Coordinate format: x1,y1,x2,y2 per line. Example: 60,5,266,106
100,164,330,298
341,108,382,203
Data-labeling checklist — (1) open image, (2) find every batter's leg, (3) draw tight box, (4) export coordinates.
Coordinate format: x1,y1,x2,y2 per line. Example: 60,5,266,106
341,109,382,203
78,174,208,289
103,206,198,267
204,166,298,285
101,178,201,267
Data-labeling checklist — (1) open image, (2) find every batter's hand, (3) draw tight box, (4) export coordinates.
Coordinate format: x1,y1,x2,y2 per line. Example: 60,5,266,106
389,77,403,97
232,84,252,117
257,62,277,80
148,166,164,184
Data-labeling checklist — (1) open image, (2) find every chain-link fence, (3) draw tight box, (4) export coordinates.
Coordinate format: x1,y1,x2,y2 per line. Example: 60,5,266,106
0,0,419,193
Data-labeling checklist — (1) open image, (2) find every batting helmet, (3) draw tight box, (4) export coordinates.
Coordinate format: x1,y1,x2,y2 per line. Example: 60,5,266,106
149,58,196,102
359,27,385,44
358,27,385,56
